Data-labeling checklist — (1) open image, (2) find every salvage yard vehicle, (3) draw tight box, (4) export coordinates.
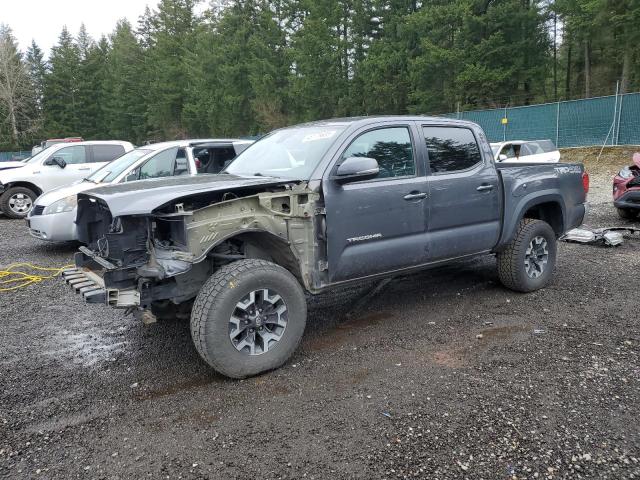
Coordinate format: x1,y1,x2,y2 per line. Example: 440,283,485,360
63,116,588,378
613,152,640,220
31,137,84,156
26,139,253,242
0,141,134,218
491,140,560,163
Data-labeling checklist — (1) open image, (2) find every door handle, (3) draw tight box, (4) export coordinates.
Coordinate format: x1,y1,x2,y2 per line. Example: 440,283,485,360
476,184,494,192
79,168,91,171
403,192,428,200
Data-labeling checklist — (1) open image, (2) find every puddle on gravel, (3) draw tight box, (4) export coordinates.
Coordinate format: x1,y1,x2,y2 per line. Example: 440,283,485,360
305,311,393,351
44,328,127,367
478,324,529,340
136,376,221,401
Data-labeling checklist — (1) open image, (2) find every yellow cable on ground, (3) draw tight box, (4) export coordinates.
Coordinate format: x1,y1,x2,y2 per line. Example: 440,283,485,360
0,263,74,292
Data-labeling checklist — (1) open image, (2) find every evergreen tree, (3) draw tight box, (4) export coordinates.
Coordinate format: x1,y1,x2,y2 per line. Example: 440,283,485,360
25,40,47,115
43,27,81,136
105,19,147,143
288,0,347,121
75,27,110,138
0,24,38,148
145,0,198,138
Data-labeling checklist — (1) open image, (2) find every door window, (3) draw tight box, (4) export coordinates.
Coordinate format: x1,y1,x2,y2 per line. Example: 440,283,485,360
423,127,482,173
93,145,125,162
523,142,544,155
195,146,237,174
340,127,415,179
50,146,87,165
500,144,517,159
137,147,188,180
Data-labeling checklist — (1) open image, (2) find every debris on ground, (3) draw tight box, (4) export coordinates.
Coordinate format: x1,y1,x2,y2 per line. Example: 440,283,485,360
563,226,639,246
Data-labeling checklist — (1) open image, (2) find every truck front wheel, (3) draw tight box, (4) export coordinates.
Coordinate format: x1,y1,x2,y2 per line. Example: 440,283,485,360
190,259,307,378
497,219,557,293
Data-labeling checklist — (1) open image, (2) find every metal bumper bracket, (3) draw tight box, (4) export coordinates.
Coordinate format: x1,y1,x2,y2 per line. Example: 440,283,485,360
62,268,107,304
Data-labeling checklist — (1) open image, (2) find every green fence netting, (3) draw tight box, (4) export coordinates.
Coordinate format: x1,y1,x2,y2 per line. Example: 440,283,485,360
0,151,30,162
445,92,640,148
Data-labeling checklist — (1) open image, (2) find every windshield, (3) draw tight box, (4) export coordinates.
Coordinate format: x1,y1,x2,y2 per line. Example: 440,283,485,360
87,148,152,183
225,125,347,179
24,146,54,164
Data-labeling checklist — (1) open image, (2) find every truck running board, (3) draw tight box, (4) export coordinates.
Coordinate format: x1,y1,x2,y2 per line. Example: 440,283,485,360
61,268,107,304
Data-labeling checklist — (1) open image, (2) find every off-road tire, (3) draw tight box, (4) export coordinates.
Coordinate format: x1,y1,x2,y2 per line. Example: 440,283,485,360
497,218,557,293
0,186,37,219
616,208,638,220
190,259,307,378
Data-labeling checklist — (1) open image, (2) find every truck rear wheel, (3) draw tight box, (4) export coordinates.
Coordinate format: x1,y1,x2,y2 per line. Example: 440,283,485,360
190,259,307,378
497,218,557,293
0,186,37,219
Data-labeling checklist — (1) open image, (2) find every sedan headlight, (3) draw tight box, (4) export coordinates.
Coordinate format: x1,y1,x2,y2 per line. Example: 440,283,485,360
43,195,78,215
618,166,634,179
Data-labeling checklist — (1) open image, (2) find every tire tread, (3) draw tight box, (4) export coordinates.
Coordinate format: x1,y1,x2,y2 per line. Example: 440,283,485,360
190,259,304,378
497,218,552,292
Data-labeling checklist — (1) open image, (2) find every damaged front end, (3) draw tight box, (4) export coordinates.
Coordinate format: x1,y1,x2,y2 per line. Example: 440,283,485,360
67,181,322,321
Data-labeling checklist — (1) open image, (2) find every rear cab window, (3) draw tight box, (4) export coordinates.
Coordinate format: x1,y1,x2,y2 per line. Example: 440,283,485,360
93,144,126,163
423,126,482,174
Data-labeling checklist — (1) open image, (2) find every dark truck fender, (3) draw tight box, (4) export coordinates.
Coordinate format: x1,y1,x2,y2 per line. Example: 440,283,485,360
495,163,586,251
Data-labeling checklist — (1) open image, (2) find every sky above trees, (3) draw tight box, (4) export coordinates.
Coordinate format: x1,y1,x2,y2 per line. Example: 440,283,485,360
2,0,160,54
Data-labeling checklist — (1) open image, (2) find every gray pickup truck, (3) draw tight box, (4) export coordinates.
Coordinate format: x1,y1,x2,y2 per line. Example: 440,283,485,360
64,116,588,378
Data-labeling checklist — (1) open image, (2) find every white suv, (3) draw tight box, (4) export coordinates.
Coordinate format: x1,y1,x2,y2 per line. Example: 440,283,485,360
0,140,134,218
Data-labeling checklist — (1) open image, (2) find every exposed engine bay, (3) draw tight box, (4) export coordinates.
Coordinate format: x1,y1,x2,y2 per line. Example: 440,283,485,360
74,178,325,311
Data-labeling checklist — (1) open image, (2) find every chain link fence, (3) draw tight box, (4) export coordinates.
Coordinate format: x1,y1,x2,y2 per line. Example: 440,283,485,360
446,91,640,148
0,151,31,162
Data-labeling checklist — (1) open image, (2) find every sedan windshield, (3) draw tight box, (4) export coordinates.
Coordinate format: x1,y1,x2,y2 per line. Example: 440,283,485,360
225,125,347,179
87,148,152,183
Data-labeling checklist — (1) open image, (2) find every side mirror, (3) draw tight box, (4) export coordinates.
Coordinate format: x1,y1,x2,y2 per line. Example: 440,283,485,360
45,157,67,168
332,156,379,183
498,154,508,162
124,169,139,182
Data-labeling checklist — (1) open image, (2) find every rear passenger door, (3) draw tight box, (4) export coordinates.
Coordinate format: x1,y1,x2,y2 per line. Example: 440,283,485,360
323,124,430,282
423,125,501,260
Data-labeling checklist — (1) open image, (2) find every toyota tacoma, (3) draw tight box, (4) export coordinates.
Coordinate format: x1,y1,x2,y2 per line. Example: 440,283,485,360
63,116,589,378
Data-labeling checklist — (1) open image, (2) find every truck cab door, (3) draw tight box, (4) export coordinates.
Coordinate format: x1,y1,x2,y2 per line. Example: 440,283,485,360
38,145,89,192
422,125,501,260
322,124,429,282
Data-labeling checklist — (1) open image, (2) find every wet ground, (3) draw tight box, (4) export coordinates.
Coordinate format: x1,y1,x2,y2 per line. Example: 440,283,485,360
0,166,639,479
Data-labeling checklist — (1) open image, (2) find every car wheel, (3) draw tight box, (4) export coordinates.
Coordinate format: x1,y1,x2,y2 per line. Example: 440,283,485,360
190,259,307,378
616,208,638,220
0,186,37,219
497,218,557,293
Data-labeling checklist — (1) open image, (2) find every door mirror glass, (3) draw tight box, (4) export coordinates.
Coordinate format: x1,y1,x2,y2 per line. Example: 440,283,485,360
45,156,67,168
333,156,379,183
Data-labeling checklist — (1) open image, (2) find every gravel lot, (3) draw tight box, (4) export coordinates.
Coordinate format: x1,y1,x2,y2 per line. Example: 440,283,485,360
1,153,639,479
